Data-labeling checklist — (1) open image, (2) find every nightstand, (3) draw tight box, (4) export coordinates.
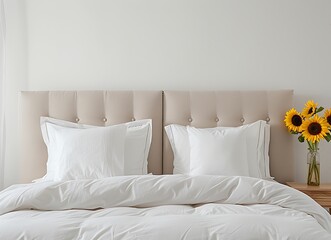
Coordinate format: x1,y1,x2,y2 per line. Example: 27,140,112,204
286,182,331,213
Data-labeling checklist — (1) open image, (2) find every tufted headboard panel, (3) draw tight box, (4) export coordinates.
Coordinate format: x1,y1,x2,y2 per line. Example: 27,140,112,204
20,91,163,183
163,90,294,183
20,90,294,184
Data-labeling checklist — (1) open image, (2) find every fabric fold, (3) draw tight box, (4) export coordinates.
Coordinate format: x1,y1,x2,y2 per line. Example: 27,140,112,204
1,175,331,234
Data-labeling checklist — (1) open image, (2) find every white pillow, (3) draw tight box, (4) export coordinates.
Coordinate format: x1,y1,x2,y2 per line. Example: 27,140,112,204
164,124,190,174
188,126,249,176
40,117,152,181
43,123,127,181
165,120,271,179
263,124,271,178
124,120,152,175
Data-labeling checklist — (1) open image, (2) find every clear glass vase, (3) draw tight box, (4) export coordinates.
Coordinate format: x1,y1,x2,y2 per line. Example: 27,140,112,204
307,148,320,186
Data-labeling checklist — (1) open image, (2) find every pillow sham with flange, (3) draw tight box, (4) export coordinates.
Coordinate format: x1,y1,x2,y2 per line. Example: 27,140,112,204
165,120,271,179
38,117,152,181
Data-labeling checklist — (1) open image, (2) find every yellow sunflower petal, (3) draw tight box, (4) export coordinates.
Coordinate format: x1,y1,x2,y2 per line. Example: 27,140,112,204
324,108,331,127
300,115,328,143
284,108,303,132
302,100,317,118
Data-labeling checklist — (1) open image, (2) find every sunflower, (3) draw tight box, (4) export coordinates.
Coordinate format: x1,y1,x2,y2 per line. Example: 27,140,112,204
302,100,317,118
284,108,303,132
324,108,331,127
300,115,329,143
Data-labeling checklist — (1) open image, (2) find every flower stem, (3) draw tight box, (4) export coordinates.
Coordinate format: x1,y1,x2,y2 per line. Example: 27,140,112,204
307,141,320,186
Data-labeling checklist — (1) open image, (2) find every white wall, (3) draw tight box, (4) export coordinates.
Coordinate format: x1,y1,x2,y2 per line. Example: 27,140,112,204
3,0,331,188
4,0,27,188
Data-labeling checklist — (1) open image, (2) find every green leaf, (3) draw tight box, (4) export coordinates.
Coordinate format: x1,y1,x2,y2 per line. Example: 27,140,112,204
315,107,324,114
290,130,298,134
298,135,305,143
325,133,331,142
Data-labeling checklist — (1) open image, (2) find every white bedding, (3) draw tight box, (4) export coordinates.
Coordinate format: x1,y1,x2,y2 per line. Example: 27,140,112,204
1,175,331,239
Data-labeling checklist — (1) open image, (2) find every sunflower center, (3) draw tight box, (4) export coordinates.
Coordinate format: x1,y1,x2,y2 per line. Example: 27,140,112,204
308,122,322,135
308,108,313,114
291,115,302,126
327,116,331,125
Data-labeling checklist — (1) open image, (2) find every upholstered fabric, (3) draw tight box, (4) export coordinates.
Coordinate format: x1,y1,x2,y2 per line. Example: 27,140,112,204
20,91,163,183
20,90,294,184
163,90,294,183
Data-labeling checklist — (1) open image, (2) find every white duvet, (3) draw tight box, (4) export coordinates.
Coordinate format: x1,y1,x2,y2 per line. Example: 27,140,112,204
0,175,331,240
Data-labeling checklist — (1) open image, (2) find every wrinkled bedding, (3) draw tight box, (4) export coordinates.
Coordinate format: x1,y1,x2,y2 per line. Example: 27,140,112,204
0,175,331,239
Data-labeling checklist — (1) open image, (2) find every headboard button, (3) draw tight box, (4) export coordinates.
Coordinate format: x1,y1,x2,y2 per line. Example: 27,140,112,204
75,117,80,122
102,117,107,122
188,117,192,122
131,117,136,121
215,117,219,122
240,118,245,123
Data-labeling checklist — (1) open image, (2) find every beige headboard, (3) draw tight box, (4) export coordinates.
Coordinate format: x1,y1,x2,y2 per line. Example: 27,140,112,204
20,90,294,184
163,90,294,183
20,91,163,183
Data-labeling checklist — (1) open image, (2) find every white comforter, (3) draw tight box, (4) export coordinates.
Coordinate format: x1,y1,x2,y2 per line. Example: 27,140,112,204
0,175,331,240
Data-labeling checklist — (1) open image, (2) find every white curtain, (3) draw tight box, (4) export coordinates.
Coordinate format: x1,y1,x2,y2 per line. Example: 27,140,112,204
0,0,6,190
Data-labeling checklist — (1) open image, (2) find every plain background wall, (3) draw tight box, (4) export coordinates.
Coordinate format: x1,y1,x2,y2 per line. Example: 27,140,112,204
3,0,331,188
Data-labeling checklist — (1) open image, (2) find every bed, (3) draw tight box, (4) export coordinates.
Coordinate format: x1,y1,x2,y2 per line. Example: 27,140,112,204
0,90,331,239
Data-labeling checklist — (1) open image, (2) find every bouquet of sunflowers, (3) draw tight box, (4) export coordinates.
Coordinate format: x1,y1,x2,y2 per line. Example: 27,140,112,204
284,100,331,185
